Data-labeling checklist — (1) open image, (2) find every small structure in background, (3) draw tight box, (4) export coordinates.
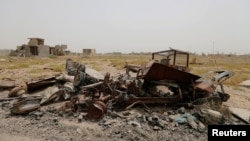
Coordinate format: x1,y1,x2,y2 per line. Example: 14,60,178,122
9,38,69,57
0,49,11,56
82,49,96,56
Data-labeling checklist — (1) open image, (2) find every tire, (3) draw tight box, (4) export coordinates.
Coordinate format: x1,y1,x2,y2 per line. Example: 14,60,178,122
73,71,86,87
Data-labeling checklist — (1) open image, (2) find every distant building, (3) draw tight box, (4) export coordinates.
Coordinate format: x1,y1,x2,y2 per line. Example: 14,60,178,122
82,49,96,56
10,38,68,57
0,49,11,56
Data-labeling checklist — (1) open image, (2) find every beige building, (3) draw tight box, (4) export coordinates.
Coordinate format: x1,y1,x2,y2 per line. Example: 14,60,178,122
82,49,96,56
10,38,68,57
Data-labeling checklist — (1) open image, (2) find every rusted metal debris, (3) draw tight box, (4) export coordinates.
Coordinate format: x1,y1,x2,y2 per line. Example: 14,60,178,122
10,96,42,115
3,49,236,122
27,76,57,92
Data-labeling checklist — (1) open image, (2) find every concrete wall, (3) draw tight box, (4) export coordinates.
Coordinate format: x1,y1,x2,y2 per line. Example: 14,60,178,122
12,38,67,57
28,38,44,46
38,45,50,57
83,49,96,55
0,49,11,56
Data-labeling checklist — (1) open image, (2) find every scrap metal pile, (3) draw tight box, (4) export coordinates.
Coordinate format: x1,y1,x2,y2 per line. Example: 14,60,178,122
2,49,237,122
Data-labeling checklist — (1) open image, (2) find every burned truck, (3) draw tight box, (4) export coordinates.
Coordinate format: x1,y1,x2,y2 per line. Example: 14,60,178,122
121,49,234,106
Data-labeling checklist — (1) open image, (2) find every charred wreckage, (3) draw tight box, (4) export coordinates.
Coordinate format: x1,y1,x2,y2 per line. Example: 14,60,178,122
2,49,242,125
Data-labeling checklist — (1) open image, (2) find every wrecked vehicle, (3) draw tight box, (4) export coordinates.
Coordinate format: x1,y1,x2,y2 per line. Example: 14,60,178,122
122,49,234,105
5,49,235,122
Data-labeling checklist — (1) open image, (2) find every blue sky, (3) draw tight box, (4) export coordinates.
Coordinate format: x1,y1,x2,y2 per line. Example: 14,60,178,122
0,0,249,54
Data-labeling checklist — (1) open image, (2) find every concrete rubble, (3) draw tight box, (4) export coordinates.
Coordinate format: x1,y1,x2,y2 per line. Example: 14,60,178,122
239,79,250,88
9,38,68,57
0,49,249,134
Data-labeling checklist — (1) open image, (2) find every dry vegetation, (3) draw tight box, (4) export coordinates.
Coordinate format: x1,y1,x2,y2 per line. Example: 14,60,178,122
188,54,250,86
1,54,250,86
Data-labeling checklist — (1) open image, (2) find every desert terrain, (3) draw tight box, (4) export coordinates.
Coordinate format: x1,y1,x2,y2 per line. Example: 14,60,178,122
0,54,250,141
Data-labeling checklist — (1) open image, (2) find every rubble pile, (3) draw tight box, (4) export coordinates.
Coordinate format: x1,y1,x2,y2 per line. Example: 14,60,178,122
0,49,248,137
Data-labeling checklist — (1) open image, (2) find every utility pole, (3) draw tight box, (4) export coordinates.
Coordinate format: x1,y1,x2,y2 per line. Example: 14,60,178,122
212,41,216,64
212,41,214,55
